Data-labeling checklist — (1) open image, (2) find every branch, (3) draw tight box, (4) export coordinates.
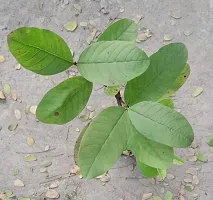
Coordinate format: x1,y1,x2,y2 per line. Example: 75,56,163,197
115,91,123,106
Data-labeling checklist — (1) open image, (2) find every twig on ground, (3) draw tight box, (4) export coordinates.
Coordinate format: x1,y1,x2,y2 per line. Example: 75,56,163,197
16,147,56,154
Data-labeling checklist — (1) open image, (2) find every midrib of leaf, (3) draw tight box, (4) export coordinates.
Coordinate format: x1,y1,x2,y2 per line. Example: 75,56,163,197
86,110,126,177
10,38,73,64
79,60,143,64
42,80,90,121
133,47,185,101
130,108,192,143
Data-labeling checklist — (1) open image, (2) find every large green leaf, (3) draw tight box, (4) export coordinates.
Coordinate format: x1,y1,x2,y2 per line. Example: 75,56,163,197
36,76,92,125
7,27,73,75
127,124,174,169
79,107,130,179
124,43,188,106
137,160,159,178
159,98,174,109
97,18,137,42
128,101,194,148
78,41,150,86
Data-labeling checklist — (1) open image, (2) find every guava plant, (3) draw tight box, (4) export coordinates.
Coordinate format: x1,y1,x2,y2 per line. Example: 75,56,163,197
7,18,194,179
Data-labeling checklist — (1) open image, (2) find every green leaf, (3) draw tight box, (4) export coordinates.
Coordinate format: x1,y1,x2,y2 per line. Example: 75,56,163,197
185,185,193,191
137,160,159,178
97,18,137,42
36,76,92,125
128,101,194,148
7,27,73,75
208,137,213,147
127,124,174,169
79,107,130,179
104,86,120,96
159,98,174,109
173,155,184,165
78,41,150,86
124,43,188,106
164,191,173,200
74,124,90,165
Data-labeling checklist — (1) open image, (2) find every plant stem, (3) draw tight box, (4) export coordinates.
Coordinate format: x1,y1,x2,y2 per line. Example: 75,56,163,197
115,91,123,106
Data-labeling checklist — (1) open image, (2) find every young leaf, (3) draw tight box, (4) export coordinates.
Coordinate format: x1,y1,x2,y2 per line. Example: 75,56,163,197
137,160,159,178
104,86,120,96
7,27,73,75
128,101,194,148
78,41,150,86
128,125,174,169
79,107,130,179
124,43,188,106
159,98,174,109
97,18,137,42
36,76,93,124
74,124,90,165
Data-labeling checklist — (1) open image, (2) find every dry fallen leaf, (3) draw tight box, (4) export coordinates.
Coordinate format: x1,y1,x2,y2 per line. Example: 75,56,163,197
64,21,78,32
164,34,173,41
30,106,37,114
8,123,18,131
184,30,193,37
5,190,13,197
24,154,37,162
13,179,25,187
40,160,52,168
12,169,19,176
25,105,31,114
0,55,5,63
170,10,182,19
11,93,17,101
80,21,87,27
142,193,153,200
15,63,21,70
18,198,31,200
40,167,48,173
49,181,59,189
73,3,82,12
45,189,60,199
27,136,35,146
192,87,203,97
0,91,6,100
79,114,89,122
3,84,11,95
0,192,6,200
96,172,111,182
196,152,208,162
15,109,22,120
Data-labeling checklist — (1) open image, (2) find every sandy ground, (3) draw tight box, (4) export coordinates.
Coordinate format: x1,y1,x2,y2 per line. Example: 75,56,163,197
1,0,213,199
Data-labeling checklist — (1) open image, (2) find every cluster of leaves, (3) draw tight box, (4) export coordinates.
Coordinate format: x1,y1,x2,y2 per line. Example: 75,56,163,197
7,18,194,179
